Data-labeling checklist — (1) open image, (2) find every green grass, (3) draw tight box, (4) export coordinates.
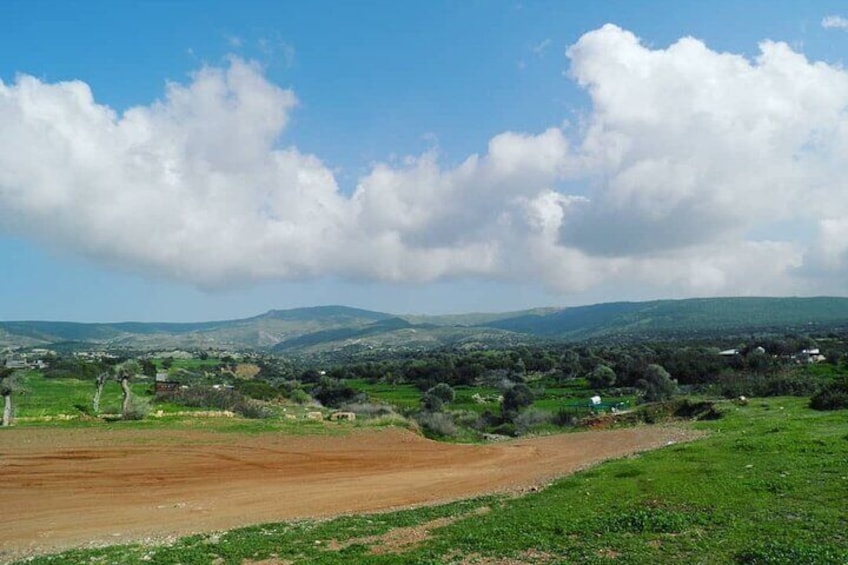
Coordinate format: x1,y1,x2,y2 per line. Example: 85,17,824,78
14,371,153,419
349,377,610,416
348,379,423,409
8,372,341,434
15,397,848,564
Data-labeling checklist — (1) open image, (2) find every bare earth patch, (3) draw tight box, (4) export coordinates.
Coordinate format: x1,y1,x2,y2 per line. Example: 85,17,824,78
0,425,699,562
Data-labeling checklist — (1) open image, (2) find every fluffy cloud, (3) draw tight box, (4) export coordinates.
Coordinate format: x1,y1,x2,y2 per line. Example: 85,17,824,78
0,59,350,285
2,26,848,298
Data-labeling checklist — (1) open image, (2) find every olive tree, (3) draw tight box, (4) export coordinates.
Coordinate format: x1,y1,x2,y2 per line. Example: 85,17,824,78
637,364,679,402
115,360,141,418
1,367,19,426
92,371,109,414
501,382,534,421
588,364,616,389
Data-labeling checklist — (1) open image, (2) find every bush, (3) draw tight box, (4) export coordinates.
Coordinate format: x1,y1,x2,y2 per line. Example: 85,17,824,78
501,383,534,420
810,377,848,410
637,364,679,402
168,387,271,419
236,400,274,419
427,383,455,403
415,411,457,438
714,372,820,399
123,397,151,421
514,408,551,434
234,379,280,401
287,388,312,404
311,377,357,408
588,364,616,389
552,407,579,427
421,392,444,412
450,409,483,429
341,402,395,418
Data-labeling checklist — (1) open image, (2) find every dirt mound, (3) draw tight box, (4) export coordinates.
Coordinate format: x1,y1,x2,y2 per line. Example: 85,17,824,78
0,425,697,562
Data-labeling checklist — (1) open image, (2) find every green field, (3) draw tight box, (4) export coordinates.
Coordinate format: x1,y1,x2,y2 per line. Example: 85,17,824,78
14,396,848,564
14,371,155,419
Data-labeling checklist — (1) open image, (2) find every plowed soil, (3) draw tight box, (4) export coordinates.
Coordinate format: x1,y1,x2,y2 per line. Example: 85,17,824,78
0,425,696,562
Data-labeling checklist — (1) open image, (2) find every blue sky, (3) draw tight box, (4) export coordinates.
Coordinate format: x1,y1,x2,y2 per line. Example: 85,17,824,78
2,1,848,321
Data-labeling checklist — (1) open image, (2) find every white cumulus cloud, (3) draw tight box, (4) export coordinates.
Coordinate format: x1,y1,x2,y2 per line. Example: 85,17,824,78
2,26,848,299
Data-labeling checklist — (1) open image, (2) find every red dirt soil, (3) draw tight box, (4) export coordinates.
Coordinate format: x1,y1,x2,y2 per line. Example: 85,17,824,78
0,425,696,562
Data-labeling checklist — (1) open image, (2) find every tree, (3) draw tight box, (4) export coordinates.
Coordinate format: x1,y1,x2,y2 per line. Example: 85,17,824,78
588,364,616,389
637,364,679,402
421,392,444,412
140,359,157,378
115,360,141,418
92,371,109,414
428,383,455,403
1,368,19,426
311,377,357,408
422,382,455,412
502,383,534,420
560,350,581,381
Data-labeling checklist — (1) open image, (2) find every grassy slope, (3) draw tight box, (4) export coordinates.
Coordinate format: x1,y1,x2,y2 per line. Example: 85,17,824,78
16,397,848,565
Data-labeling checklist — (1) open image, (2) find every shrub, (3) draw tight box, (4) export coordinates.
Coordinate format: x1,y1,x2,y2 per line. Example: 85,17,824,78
341,402,395,418
311,377,357,408
287,388,312,404
711,371,821,399
501,383,534,420
810,377,848,410
427,382,455,403
415,411,457,438
514,408,551,434
168,387,270,418
450,409,483,428
236,400,274,419
588,364,616,389
421,392,444,412
234,379,280,401
123,397,151,421
637,364,679,402
472,409,501,431
552,407,579,427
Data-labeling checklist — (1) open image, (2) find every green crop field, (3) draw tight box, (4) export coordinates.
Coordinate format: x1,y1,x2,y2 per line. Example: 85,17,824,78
15,397,848,564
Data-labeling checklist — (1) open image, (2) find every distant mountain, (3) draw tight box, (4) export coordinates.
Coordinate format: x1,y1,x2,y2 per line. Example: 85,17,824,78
3,297,848,352
0,306,396,350
484,297,848,339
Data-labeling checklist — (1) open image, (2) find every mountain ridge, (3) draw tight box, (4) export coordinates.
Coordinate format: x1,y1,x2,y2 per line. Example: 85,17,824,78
3,297,848,351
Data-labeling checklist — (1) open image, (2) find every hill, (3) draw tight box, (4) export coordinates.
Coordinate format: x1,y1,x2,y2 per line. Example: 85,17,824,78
485,297,848,339
3,297,848,352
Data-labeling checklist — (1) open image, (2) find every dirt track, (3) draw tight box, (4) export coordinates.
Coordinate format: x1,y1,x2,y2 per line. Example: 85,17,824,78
0,425,695,561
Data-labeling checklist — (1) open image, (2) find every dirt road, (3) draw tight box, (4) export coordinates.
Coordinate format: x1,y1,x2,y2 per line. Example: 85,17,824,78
0,425,695,561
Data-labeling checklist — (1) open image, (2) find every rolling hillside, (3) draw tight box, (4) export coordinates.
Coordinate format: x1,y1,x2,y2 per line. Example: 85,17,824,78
485,297,848,339
3,297,848,352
